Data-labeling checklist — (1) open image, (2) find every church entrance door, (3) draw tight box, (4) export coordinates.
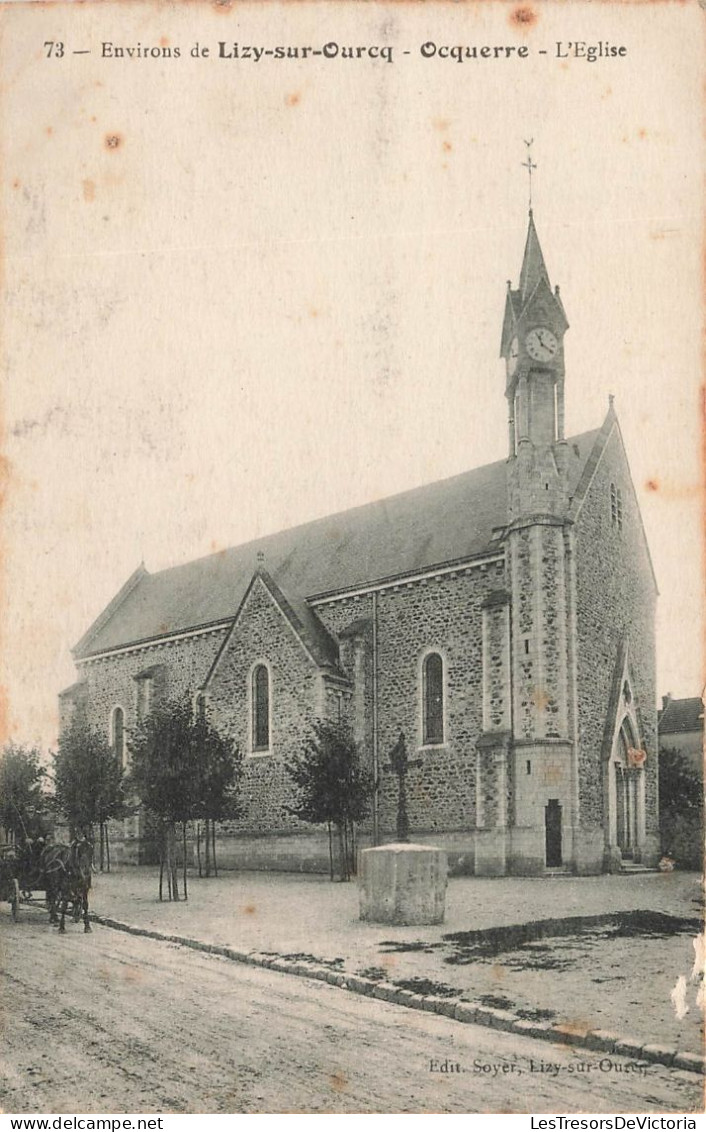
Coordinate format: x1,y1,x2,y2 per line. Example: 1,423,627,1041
545,799,562,867
605,664,647,867
615,763,637,858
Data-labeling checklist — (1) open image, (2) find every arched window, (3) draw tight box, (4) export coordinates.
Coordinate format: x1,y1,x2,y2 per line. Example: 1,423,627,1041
112,706,125,769
252,664,270,751
136,676,153,722
422,653,444,745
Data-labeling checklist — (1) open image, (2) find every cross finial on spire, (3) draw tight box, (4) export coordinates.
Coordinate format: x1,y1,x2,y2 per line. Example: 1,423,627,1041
522,139,537,212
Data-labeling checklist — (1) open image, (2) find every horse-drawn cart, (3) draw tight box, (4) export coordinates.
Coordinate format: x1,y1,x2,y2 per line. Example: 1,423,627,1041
0,839,93,932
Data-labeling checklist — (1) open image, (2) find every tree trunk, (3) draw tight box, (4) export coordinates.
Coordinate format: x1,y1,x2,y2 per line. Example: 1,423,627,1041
342,821,347,881
161,823,170,900
212,821,218,877
397,773,410,843
196,822,202,878
171,830,179,900
327,822,334,882
182,822,188,901
158,854,164,902
345,821,351,881
337,823,347,881
204,817,211,878
105,825,111,873
99,822,105,871
164,821,179,901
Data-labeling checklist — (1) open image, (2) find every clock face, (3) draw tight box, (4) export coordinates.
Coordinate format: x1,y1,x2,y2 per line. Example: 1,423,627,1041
525,327,559,362
508,336,520,376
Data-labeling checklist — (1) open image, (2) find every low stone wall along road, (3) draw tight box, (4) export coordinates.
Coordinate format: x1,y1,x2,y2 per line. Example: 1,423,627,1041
0,919,701,1114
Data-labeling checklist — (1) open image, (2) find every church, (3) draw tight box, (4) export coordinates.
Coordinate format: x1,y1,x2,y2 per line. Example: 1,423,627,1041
59,208,660,876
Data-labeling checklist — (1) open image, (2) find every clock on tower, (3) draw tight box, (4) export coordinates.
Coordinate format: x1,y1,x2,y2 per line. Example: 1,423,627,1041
500,208,569,467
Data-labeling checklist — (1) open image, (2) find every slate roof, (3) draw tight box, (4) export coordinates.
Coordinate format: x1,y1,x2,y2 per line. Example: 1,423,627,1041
58,680,88,699
659,697,704,736
519,210,550,304
73,429,603,660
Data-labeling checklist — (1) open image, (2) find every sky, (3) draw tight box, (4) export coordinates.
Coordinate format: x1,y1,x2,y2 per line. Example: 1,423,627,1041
1,0,703,753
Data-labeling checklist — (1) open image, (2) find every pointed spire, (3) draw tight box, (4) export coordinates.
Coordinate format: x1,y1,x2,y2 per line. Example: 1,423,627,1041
519,210,550,303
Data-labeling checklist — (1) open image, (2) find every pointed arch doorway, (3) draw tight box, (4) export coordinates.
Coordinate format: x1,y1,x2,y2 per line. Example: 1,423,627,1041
602,643,648,869
607,715,646,864
614,723,639,858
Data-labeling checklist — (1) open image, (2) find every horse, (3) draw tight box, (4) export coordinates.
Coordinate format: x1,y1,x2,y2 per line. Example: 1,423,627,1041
39,839,93,933
0,847,20,921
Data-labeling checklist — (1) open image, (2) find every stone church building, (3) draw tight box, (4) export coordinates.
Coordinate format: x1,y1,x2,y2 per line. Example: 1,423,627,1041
60,211,660,875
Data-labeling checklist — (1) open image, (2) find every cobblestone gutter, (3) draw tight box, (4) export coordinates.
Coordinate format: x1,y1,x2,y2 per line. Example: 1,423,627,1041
90,911,704,1077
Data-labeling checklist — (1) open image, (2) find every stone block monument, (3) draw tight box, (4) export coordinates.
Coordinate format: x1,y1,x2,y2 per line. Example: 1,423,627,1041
359,732,448,925
359,842,448,925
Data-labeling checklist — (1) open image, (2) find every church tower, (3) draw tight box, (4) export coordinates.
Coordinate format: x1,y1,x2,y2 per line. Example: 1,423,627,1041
497,207,579,875
501,209,570,517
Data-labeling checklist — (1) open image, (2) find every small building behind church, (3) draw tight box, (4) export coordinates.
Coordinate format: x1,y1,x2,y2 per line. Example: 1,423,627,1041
658,694,704,776
59,210,660,876
657,694,703,869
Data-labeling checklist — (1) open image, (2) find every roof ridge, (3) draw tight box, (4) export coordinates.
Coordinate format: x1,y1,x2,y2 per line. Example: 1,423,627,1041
144,432,598,583
74,426,602,659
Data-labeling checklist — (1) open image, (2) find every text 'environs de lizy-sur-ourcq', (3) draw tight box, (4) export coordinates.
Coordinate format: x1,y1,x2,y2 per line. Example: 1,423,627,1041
65,40,628,64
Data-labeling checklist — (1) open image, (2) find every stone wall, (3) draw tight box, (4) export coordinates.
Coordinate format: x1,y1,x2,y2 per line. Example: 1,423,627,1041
323,603,375,762
69,560,508,868
69,629,227,863
60,421,658,879
315,560,507,840
574,425,659,851
539,523,569,740
206,576,325,838
75,628,227,746
509,521,570,744
481,592,511,733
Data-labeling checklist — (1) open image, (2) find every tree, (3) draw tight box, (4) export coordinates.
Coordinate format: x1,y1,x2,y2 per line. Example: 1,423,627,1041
193,702,243,878
286,719,375,881
659,745,703,870
53,716,125,869
128,696,242,900
0,743,49,843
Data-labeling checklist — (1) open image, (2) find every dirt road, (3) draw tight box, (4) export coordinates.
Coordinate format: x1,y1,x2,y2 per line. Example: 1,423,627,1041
0,920,701,1115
